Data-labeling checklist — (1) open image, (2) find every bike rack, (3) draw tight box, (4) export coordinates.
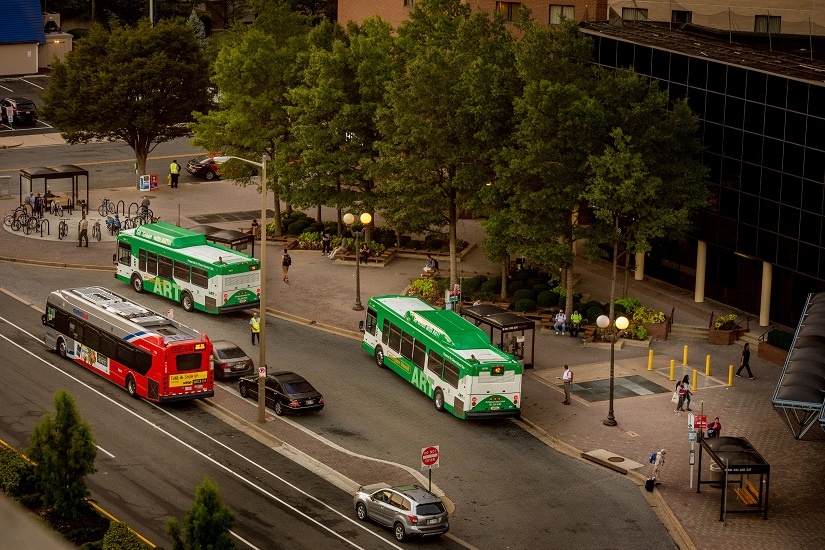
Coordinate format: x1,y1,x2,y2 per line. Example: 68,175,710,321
37,219,49,237
127,202,139,218
116,200,126,216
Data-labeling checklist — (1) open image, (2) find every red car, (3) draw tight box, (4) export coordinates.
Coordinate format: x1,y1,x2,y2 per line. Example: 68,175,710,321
186,155,220,180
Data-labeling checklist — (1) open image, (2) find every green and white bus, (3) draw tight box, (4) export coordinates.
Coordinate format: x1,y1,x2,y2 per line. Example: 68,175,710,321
115,222,261,314
361,295,522,419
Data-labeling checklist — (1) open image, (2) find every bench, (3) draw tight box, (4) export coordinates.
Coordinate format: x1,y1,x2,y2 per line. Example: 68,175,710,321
734,479,760,506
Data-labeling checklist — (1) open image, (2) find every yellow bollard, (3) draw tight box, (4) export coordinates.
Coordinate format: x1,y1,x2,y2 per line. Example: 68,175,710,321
647,349,654,371
728,365,734,386
669,359,675,381
705,355,711,376
683,345,689,366
692,369,698,391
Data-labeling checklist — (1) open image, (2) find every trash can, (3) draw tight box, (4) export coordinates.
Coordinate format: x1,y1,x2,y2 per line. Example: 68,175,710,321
709,463,723,488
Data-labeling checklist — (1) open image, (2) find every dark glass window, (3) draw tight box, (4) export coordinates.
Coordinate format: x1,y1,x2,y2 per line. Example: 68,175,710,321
704,152,722,184
744,101,765,134
117,342,134,369
442,361,460,388
705,92,725,124
801,180,824,214
742,133,763,165
381,319,390,344
133,350,152,375
138,248,146,272
760,199,780,232
721,157,741,189
798,243,819,277
158,255,173,279
757,230,777,263
727,67,747,98
783,145,804,179
100,335,117,361
670,54,688,84
800,211,822,245
804,149,825,182
117,242,131,267
669,83,687,101
84,326,100,351
763,107,785,140
741,161,761,195
739,193,759,226
68,319,83,343
809,85,825,119
672,10,692,24
706,62,726,93
365,309,377,336
617,41,634,69
725,96,744,129
719,188,739,219
737,223,757,256
412,340,426,369
427,350,444,373
174,260,190,283
176,353,202,372
633,45,652,76
762,138,783,172
766,75,787,108
746,71,767,103
191,267,208,289
688,58,707,89
400,332,414,360
651,49,670,80
806,116,825,151
787,80,809,114
723,128,743,159
782,174,803,207
389,323,402,351
717,217,738,249
777,236,798,270
687,89,706,117
761,169,781,202
785,112,806,146
599,37,616,67
779,205,800,239
146,251,157,275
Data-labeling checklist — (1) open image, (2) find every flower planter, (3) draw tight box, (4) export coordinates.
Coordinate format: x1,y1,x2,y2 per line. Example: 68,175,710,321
709,328,738,345
643,322,669,341
758,341,789,366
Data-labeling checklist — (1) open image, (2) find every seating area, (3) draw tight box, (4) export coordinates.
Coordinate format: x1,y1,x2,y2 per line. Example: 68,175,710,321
771,292,825,439
734,478,760,507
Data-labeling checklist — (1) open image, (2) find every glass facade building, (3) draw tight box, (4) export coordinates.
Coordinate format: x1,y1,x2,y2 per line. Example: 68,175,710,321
582,23,825,327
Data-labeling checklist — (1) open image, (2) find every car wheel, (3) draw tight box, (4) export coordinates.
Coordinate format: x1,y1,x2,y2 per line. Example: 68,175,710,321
126,376,138,398
274,401,284,416
57,338,67,359
205,170,216,181
434,388,445,412
181,291,194,312
355,502,368,521
374,346,385,368
394,522,406,542
131,274,143,293
239,383,248,398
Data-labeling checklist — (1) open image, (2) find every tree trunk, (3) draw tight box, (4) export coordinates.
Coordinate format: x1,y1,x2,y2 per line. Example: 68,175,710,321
623,245,630,298
336,208,342,237
317,204,322,223
448,190,458,288
271,182,283,237
501,259,508,301
133,142,149,179
565,266,574,317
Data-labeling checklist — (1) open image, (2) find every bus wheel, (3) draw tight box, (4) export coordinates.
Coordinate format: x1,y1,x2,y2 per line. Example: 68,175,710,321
57,338,67,359
126,376,138,398
434,389,445,412
374,346,385,368
181,291,194,312
131,274,144,293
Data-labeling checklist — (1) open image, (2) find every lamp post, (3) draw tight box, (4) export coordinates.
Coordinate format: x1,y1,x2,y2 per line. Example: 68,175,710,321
596,314,629,426
343,212,372,311
214,154,269,423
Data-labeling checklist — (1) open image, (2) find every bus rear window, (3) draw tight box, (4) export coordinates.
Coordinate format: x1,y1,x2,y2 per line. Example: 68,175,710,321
176,353,203,371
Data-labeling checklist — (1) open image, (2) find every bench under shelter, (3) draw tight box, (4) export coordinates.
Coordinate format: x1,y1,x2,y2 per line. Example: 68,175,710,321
460,304,536,368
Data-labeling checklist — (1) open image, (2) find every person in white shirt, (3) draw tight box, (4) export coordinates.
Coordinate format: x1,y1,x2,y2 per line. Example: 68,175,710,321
559,364,573,405
554,309,567,335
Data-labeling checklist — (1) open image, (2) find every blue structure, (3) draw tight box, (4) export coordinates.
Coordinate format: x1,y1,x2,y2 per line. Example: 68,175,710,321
0,0,46,45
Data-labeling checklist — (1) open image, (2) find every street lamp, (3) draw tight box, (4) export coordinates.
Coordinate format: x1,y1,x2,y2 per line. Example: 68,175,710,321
213,154,269,424
596,314,629,426
343,212,372,311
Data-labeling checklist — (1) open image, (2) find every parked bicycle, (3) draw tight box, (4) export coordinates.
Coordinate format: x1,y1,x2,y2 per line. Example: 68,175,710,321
98,198,115,217
92,220,102,241
26,217,48,236
49,200,64,217
106,214,121,235
58,219,69,240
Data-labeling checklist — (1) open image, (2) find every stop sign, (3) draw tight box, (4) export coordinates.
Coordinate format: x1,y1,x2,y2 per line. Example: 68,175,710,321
421,446,440,470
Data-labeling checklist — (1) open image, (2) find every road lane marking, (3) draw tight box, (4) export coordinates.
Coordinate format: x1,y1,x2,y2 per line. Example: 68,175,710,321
20,78,45,90
0,153,195,174
0,315,402,549
229,530,261,550
96,445,115,458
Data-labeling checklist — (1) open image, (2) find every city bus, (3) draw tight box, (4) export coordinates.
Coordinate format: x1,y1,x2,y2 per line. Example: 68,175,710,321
114,222,260,314
360,295,522,419
42,287,214,402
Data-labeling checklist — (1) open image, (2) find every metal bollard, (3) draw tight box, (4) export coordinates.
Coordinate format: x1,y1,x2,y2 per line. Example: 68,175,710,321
692,369,698,391
705,355,711,376
647,349,654,371
728,365,734,386
683,345,689,366
669,359,675,381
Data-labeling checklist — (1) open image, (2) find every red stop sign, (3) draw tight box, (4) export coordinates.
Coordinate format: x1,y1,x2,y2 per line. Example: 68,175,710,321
421,446,439,467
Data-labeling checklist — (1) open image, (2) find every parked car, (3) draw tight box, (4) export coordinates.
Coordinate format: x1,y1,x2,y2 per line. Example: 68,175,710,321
1,97,38,125
353,483,449,542
186,155,220,180
211,340,254,379
238,371,324,415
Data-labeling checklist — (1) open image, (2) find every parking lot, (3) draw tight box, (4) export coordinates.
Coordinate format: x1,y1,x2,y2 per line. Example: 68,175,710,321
0,74,55,136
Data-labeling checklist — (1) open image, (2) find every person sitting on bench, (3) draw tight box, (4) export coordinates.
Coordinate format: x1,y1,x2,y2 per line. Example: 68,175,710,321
359,242,371,263
423,254,439,274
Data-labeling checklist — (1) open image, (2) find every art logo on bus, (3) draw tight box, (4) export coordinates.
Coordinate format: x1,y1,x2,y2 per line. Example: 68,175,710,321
77,343,109,375
147,277,182,302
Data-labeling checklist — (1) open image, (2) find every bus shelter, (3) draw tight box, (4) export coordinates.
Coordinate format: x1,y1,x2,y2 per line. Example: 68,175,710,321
696,436,770,520
19,165,89,213
461,304,536,368
188,225,256,257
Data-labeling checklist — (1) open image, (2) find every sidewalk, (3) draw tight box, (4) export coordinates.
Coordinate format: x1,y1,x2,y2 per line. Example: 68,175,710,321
3,176,825,549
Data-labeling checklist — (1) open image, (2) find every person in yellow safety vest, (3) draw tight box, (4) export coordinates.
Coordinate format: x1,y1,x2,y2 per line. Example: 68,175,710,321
169,159,181,188
250,312,260,345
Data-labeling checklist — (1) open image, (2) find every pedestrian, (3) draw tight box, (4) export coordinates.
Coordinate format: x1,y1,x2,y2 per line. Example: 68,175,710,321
558,364,573,405
736,342,754,379
34,193,44,218
679,375,692,411
250,219,261,239
282,248,291,283
707,417,722,438
423,254,439,274
569,310,582,337
78,215,88,247
321,228,331,256
359,242,370,263
170,159,181,188
554,309,566,335
674,379,689,415
652,449,666,482
328,235,348,260
250,312,260,345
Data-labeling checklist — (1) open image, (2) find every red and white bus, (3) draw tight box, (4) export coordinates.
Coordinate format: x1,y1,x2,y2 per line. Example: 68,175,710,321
42,287,214,402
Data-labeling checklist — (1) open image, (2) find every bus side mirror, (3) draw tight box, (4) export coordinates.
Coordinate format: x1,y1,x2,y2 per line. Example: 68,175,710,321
359,320,364,332
41,314,46,325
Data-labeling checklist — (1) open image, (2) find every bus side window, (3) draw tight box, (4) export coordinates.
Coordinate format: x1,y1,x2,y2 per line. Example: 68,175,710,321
191,267,208,288
412,340,426,370
174,260,191,283
85,326,100,351
400,332,414,360
158,255,173,279
381,319,390,345
389,323,402,352
428,350,443,375
442,360,460,387
147,251,158,275
100,335,117,360
117,242,131,266
68,319,84,343
365,309,377,336
139,248,147,272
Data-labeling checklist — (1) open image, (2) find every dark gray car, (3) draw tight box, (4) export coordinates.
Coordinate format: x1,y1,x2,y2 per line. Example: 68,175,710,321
211,340,254,379
353,483,449,541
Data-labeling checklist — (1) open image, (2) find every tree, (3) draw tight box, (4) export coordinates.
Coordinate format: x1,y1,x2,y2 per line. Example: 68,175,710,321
167,477,235,550
41,19,211,176
26,390,97,520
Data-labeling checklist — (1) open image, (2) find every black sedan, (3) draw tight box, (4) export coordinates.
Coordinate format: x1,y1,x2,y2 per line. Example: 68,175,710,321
238,371,324,416
211,340,254,379
186,155,220,180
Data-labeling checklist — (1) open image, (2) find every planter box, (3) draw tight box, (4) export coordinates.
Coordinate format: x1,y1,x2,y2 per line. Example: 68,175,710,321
621,337,651,348
709,329,738,345
643,322,669,341
758,341,789,366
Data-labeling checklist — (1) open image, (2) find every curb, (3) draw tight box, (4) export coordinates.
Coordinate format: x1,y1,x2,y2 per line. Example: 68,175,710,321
0,256,113,271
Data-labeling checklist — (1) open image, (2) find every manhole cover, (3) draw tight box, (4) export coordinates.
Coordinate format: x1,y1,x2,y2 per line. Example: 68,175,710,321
607,456,625,463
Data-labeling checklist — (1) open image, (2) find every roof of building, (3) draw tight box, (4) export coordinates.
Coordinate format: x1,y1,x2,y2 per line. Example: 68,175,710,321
580,21,825,85
0,0,46,45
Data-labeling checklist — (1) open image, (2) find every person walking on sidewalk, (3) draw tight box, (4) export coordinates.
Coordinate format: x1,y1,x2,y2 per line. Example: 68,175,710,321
558,364,573,405
78,215,88,247
321,229,331,256
282,248,291,283
678,375,693,411
250,312,260,345
674,379,689,415
169,160,181,188
736,342,754,379
652,449,666,483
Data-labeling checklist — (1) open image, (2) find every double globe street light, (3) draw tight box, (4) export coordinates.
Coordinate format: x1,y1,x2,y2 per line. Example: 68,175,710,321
596,314,629,427
343,212,372,311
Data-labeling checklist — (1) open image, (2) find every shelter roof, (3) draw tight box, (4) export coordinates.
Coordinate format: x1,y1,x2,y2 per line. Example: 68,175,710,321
0,0,46,45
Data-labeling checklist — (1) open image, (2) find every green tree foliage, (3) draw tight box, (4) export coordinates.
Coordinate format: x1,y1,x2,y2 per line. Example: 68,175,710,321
377,0,517,286
191,0,312,236
188,9,209,49
102,521,152,550
167,477,235,550
41,19,211,176
26,390,96,520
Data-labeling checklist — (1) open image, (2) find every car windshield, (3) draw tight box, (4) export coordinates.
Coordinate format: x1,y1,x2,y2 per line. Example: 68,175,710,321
415,502,445,515
216,347,246,360
194,156,213,164
18,103,35,109
283,381,314,394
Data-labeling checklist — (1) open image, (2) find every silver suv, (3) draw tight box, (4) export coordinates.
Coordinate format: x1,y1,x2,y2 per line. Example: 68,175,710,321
353,483,449,541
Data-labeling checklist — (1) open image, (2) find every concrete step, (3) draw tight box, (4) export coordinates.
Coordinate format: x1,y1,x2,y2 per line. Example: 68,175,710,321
736,331,760,346
669,324,708,339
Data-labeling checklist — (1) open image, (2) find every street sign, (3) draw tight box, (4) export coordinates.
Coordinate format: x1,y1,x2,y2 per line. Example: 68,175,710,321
258,366,266,378
687,412,707,429
421,445,440,470
688,429,697,442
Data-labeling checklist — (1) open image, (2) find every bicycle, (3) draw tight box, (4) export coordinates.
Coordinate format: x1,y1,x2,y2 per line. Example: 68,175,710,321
137,207,154,225
58,219,69,240
10,210,32,232
98,198,115,217
49,200,64,217
92,220,102,241
27,217,48,236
